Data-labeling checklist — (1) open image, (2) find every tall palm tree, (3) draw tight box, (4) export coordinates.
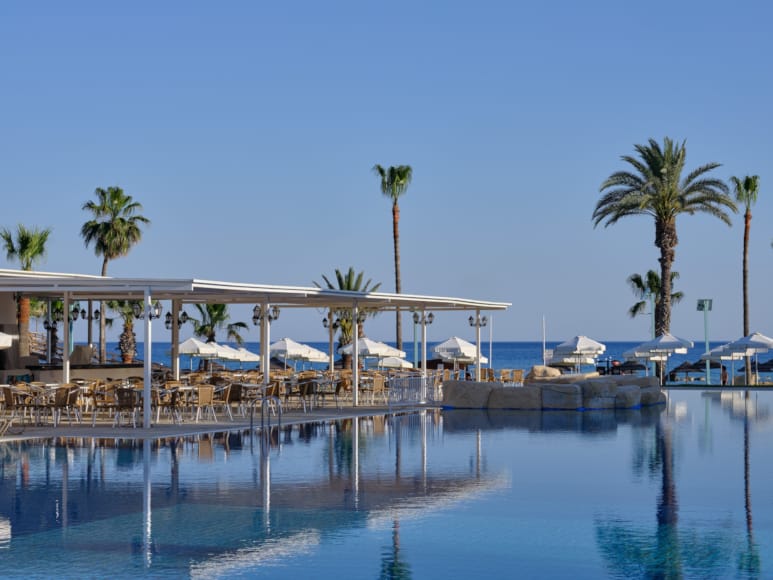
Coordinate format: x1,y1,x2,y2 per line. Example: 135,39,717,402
627,270,683,319
730,175,760,384
1,224,52,357
81,186,150,362
594,138,735,335
373,164,413,351
189,303,248,344
313,267,382,349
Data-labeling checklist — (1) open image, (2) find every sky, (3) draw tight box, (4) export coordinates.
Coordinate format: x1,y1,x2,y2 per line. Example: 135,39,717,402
1,0,772,345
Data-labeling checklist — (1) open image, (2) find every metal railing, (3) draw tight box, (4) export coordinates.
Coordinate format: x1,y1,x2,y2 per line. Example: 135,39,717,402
386,371,442,407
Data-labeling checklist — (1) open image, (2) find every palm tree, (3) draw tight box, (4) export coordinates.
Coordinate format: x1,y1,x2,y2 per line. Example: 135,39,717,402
1,224,52,358
105,300,144,363
627,270,683,319
594,138,735,335
189,303,248,344
313,267,382,349
731,175,760,384
373,164,413,351
81,186,150,362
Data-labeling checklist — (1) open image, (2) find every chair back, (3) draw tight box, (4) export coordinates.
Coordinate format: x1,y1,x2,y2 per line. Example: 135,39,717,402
3,387,15,410
197,384,215,405
228,383,243,403
116,388,137,409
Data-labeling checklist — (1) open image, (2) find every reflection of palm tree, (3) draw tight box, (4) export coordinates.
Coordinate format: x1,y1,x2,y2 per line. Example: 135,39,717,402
596,414,732,577
739,390,761,575
379,519,412,580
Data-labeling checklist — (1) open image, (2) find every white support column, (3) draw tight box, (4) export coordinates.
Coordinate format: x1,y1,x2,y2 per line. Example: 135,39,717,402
420,309,428,403
62,293,71,384
475,309,482,381
328,308,335,371
352,302,359,406
171,298,181,381
143,289,152,428
261,302,270,387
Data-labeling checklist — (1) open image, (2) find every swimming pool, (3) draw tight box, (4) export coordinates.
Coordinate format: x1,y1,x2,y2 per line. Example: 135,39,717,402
0,388,770,578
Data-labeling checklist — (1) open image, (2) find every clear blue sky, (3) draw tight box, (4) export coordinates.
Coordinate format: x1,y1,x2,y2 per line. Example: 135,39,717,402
1,1,772,344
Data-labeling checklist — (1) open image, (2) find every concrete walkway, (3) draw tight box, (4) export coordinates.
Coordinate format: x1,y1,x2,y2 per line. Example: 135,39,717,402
1,403,427,442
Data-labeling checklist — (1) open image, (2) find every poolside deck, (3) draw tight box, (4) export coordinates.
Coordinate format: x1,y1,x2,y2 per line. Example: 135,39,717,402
0,402,425,442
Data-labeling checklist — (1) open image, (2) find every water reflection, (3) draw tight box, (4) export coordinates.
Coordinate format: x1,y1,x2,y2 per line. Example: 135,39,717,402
0,411,499,577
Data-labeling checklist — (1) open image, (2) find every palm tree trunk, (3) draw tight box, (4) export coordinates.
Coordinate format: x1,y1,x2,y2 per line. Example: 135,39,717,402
743,210,752,384
18,296,30,358
655,219,677,336
392,202,402,350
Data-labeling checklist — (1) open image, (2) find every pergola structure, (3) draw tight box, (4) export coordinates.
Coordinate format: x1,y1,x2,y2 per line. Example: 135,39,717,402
0,269,510,426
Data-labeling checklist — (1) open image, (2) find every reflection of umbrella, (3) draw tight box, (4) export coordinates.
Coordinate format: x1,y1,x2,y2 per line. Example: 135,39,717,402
378,356,414,369
338,338,406,358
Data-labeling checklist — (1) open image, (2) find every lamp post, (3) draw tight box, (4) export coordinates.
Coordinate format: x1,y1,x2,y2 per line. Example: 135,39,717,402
697,299,713,384
413,311,434,403
322,311,340,371
253,304,280,384
469,312,488,381
164,309,189,330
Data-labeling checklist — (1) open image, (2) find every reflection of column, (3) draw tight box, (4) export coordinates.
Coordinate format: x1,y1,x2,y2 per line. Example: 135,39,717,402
353,416,360,509
476,429,482,479
260,430,271,532
142,439,152,568
420,410,427,492
328,423,335,481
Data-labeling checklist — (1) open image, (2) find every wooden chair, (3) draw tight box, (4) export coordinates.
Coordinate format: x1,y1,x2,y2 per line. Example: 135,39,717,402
213,384,233,421
194,384,217,422
512,369,524,386
370,373,387,405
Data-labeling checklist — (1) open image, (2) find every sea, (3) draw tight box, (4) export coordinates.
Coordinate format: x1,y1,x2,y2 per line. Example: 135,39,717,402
104,340,769,384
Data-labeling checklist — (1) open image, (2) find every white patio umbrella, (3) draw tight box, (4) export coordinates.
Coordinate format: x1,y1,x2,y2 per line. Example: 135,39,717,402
630,333,694,384
724,332,773,383
338,337,406,359
550,335,605,372
0,332,13,350
553,335,606,356
213,343,242,361
433,336,488,367
701,344,745,385
178,337,219,356
271,337,329,368
378,356,414,369
234,347,261,363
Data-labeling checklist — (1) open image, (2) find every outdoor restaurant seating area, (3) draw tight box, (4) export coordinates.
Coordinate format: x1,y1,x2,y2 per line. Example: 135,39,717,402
0,367,452,429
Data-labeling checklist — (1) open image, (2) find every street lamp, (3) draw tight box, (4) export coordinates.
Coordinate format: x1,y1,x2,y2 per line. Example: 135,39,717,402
697,299,713,384
322,312,340,370
469,313,488,380
133,301,163,320
165,309,189,330
252,304,280,325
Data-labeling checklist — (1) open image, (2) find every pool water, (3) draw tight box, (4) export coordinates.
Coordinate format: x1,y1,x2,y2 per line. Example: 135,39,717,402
0,389,771,578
